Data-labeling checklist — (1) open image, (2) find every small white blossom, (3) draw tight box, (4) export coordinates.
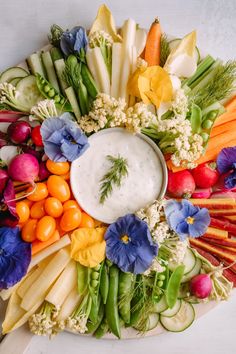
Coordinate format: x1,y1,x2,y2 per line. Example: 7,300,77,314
126,102,156,133
67,313,88,334
89,30,113,48
144,258,165,276
171,89,189,118
30,99,58,121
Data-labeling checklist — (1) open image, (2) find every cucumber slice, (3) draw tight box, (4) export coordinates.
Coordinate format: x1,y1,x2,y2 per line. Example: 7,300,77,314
16,75,43,111
181,258,202,283
9,77,23,86
169,248,196,274
0,67,28,83
152,295,168,313
160,300,195,332
168,38,200,63
161,299,181,317
147,313,159,331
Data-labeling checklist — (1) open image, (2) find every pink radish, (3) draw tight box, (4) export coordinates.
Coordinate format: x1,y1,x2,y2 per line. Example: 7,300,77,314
190,274,212,299
8,153,39,183
192,188,212,199
167,170,196,198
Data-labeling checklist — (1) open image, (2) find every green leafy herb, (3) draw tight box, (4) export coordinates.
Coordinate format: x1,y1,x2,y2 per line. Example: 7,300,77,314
160,34,170,67
191,60,236,109
63,55,81,89
48,24,64,48
99,155,128,204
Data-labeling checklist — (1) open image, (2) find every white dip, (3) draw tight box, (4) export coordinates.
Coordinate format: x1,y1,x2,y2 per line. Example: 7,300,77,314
70,129,165,223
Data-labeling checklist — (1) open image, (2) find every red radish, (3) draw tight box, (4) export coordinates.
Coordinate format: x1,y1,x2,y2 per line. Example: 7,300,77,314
192,188,212,199
7,121,31,144
38,161,51,181
8,153,39,183
31,126,43,147
167,170,195,198
190,274,212,299
0,169,8,193
192,162,220,188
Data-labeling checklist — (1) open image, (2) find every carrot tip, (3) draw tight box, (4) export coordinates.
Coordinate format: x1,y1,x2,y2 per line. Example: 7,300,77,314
154,17,159,23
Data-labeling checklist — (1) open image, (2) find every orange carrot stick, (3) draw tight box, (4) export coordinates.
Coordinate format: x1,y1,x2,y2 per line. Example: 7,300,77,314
144,18,161,66
213,111,236,127
31,230,60,255
224,95,236,112
210,120,236,138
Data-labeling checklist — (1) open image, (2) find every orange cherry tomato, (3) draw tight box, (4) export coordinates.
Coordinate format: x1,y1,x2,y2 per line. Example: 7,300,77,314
44,197,63,218
23,199,34,208
30,200,46,219
36,215,56,242
63,200,81,212
60,171,70,180
16,201,30,223
46,160,70,175
21,219,38,242
47,175,70,202
60,209,82,232
80,212,95,228
27,183,48,201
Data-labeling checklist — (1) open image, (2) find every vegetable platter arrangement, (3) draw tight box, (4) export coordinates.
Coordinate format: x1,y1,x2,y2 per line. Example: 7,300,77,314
1,3,236,341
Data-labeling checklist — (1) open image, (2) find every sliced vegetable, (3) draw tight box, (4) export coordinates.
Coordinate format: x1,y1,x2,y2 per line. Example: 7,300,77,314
111,43,123,99
41,51,60,92
181,258,202,283
54,58,68,93
27,53,46,77
16,75,43,111
161,299,182,317
0,67,28,84
160,300,195,332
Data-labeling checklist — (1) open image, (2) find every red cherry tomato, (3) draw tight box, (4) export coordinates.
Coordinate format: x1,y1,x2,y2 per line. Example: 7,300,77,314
31,126,43,147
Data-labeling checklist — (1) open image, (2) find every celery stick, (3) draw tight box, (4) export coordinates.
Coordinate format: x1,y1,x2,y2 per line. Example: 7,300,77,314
183,55,215,88
65,86,81,120
27,52,46,77
50,47,63,62
190,59,222,95
42,51,60,92
111,43,123,99
54,58,68,94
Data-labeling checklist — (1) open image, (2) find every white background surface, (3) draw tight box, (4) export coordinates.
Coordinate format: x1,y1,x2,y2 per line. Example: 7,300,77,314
1,0,236,353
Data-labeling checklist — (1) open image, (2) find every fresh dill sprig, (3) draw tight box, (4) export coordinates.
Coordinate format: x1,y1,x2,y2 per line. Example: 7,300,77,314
191,60,236,109
99,155,128,204
48,24,64,47
160,33,170,67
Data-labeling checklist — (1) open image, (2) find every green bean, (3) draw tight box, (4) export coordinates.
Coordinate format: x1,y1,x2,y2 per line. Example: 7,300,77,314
87,302,104,334
94,317,109,339
77,262,90,295
105,265,121,338
118,272,134,324
89,295,101,324
81,63,98,99
100,263,109,304
166,265,185,308
190,103,202,133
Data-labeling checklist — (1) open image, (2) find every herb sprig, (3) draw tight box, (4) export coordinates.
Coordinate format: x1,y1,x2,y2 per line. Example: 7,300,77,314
160,33,170,67
99,155,128,204
48,24,64,47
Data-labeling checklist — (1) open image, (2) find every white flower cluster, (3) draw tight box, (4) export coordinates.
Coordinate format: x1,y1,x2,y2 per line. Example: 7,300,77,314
30,99,58,121
67,313,88,334
168,239,188,264
28,303,59,337
89,30,113,48
126,102,156,133
0,83,17,103
143,258,166,276
171,88,189,118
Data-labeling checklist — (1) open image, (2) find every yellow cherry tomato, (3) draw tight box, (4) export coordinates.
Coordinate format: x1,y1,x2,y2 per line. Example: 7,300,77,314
27,183,48,201
60,209,82,232
47,175,70,202
16,201,30,223
30,200,46,219
80,212,95,228
46,160,70,175
21,219,37,242
36,215,56,242
63,200,81,212
44,197,63,218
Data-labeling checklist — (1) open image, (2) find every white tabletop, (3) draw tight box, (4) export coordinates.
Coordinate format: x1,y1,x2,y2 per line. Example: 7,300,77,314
1,0,236,353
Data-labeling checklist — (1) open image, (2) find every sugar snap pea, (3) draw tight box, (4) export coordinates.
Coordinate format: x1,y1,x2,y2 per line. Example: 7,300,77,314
77,262,90,295
166,264,185,309
87,302,104,334
190,103,202,134
81,63,98,99
105,265,121,338
100,262,109,304
89,294,101,324
94,317,109,339
118,272,135,324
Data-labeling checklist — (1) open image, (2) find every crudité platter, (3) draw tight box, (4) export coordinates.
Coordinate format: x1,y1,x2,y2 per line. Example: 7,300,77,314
1,3,236,341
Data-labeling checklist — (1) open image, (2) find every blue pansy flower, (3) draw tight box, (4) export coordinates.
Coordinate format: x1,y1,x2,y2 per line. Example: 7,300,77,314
60,26,88,57
164,199,210,240
217,147,236,189
104,214,158,274
0,227,31,289
40,113,89,162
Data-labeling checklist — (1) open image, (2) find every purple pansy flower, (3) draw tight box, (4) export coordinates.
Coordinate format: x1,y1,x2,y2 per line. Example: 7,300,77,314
217,147,236,189
60,26,88,57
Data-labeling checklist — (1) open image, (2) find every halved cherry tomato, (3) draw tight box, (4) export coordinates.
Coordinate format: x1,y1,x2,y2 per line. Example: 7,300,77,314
27,183,48,201
60,208,81,232
36,215,56,242
16,201,30,223
21,219,38,242
63,200,81,212
47,175,70,202
44,197,63,218
30,200,45,219
80,212,95,228
31,125,43,147
46,160,70,175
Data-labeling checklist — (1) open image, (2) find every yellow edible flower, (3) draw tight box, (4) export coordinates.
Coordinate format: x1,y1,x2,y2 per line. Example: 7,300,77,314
127,66,173,108
70,227,106,268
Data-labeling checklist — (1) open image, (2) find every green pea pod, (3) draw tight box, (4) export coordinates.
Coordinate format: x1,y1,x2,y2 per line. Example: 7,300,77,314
36,73,72,112
105,265,121,338
89,263,103,307
89,295,101,324
118,272,135,324
100,263,109,304
81,63,98,99
94,317,109,339
77,262,90,295
166,265,185,309
190,103,202,134
78,79,90,115
87,302,104,334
